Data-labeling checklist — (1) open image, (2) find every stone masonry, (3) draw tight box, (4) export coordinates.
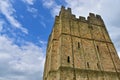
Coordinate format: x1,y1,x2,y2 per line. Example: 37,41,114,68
43,6,120,80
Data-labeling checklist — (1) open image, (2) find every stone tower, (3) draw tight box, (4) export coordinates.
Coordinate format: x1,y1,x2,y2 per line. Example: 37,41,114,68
43,6,120,80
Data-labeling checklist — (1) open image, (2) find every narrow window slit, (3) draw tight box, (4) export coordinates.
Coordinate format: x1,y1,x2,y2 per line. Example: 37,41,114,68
97,45,99,51
87,62,90,68
67,56,70,63
78,42,80,48
97,63,100,69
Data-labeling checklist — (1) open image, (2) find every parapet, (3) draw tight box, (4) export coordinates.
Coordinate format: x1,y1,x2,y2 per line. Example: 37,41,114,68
96,14,102,20
59,6,105,26
88,13,102,20
71,14,76,20
88,13,104,26
79,16,87,22
89,13,95,17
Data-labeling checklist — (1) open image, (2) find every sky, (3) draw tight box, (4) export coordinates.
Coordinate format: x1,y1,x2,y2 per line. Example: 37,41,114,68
0,0,120,80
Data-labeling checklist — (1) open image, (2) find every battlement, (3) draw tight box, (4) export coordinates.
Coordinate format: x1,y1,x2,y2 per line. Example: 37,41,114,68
59,6,104,26
88,13,102,19
79,16,87,22
87,13,104,25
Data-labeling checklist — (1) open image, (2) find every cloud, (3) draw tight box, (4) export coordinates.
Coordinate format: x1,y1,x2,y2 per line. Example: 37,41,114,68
27,7,38,13
0,35,45,80
42,0,61,17
22,0,35,5
22,0,39,18
27,7,39,18
42,0,55,8
40,21,46,28
0,0,28,34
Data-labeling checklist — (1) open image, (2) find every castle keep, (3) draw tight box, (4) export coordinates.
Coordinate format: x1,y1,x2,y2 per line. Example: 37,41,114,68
43,6,120,80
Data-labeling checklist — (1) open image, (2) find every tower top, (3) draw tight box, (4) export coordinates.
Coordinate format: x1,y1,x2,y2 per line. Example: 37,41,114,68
58,6,104,26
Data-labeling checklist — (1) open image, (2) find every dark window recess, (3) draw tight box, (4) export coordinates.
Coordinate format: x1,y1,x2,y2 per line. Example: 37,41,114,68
97,45,99,51
67,56,70,63
87,62,90,68
88,26,93,30
97,63,100,69
78,42,80,48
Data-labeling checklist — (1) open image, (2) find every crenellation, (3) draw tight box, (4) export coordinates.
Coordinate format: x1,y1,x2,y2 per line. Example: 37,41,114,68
59,6,65,17
61,6,65,12
71,14,76,19
43,6,120,80
79,16,87,22
96,14,102,20
67,7,72,14
88,13,105,26
89,13,96,18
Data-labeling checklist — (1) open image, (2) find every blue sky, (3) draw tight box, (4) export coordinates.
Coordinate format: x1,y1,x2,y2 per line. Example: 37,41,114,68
0,0,120,80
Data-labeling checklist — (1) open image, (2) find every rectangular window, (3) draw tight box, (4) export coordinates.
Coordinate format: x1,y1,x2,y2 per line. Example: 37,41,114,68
97,63,100,69
97,45,99,52
78,42,80,48
67,56,70,63
87,62,90,68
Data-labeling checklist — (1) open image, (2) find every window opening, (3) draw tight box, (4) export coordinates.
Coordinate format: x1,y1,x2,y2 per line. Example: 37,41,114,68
89,26,93,30
78,42,80,48
97,63,100,69
67,56,70,63
87,62,90,68
97,45,99,51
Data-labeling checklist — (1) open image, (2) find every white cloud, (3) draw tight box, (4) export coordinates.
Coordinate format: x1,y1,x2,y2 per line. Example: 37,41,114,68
42,0,54,8
0,35,45,80
27,7,38,13
27,7,38,18
40,21,46,28
23,0,39,18
0,0,28,34
42,0,61,17
0,53,11,59
22,0,35,5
